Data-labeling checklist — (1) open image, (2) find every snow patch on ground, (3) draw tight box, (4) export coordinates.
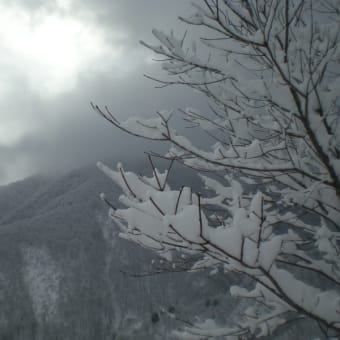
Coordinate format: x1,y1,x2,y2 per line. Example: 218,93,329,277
21,246,61,324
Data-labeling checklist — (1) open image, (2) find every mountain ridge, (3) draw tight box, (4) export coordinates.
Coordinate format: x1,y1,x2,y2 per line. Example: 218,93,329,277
0,162,322,339
0,163,234,340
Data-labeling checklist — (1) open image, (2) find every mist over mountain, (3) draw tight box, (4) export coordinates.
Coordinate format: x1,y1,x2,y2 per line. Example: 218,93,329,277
0,162,322,339
0,161,232,340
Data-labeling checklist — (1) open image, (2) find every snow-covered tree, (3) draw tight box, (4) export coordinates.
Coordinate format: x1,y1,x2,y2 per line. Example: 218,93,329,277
94,0,340,338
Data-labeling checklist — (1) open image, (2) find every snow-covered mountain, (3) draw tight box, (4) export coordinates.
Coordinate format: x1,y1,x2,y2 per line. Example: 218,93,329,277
0,163,235,340
0,163,322,339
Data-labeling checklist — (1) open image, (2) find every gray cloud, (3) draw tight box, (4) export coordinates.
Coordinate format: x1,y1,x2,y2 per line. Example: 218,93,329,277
0,0,205,185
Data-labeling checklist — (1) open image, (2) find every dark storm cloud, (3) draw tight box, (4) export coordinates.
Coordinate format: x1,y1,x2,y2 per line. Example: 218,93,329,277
0,63,207,184
78,0,193,40
7,0,193,40
0,0,205,184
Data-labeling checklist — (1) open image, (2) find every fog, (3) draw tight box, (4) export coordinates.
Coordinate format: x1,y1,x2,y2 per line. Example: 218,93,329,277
0,0,206,185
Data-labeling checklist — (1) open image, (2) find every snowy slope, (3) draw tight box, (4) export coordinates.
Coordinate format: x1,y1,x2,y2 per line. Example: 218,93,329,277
0,163,323,339
0,164,236,340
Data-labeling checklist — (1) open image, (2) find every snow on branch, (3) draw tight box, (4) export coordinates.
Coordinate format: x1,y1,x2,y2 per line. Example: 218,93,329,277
95,0,340,338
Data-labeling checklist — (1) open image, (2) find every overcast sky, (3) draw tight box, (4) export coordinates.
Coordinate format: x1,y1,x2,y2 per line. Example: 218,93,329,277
0,0,208,185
